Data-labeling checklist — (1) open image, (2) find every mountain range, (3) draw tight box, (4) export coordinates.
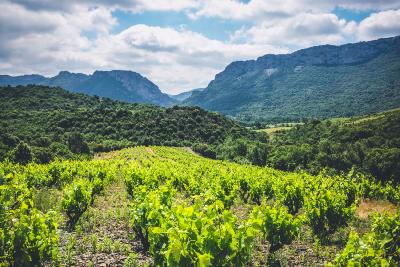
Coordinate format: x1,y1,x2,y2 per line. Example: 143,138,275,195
184,35,400,122
169,88,204,101
1,36,399,122
0,70,176,106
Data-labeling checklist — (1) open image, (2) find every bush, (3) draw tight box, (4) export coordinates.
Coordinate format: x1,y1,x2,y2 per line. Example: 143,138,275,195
0,175,59,266
68,133,90,154
11,142,33,165
275,180,304,215
61,179,93,228
12,209,59,266
305,185,354,236
251,204,301,252
332,212,400,266
147,200,257,266
192,143,216,159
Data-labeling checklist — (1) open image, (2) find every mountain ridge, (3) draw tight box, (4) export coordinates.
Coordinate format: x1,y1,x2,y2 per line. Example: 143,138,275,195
0,70,176,106
184,35,400,122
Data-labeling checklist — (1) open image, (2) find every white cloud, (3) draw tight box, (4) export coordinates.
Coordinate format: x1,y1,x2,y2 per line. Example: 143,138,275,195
90,24,287,93
1,0,400,94
190,0,400,21
11,0,199,13
0,1,286,93
357,9,400,41
230,12,357,49
189,0,307,21
335,0,400,11
0,1,113,73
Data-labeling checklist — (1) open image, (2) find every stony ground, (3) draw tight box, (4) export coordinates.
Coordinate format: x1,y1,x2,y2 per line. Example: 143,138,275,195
58,172,152,267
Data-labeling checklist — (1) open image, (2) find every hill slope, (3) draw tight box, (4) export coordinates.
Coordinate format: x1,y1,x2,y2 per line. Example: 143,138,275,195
267,109,400,182
0,70,176,106
185,36,400,122
0,85,262,162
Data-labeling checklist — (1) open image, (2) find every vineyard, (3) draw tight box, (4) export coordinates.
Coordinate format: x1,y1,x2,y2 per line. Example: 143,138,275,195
1,146,399,266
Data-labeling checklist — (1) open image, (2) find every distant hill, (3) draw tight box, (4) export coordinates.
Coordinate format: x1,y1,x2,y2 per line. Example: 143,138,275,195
0,70,176,106
185,36,400,122
169,88,204,102
0,85,262,162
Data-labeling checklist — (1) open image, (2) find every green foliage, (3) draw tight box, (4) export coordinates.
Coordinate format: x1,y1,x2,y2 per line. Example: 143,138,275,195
305,180,355,236
1,145,398,266
143,198,257,266
68,132,90,154
268,109,400,183
216,137,268,166
11,209,59,267
185,37,400,122
0,85,264,164
372,212,400,262
251,204,301,252
332,212,400,266
274,179,304,215
0,172,59,266
10,142,32,165
61,179,93,227
192,143,216,159
123,147,385,265
130,186,174,250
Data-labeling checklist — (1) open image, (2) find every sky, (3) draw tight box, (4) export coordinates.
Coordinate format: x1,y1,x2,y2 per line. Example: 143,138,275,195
1,1,400,94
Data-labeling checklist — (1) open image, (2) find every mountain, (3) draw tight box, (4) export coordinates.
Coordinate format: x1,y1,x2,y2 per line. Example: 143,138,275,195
0,74,47,86
0,70,176,106
184,36,400,122
169,88,204,102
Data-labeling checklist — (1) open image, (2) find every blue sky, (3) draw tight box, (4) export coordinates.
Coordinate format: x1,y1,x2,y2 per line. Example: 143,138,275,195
1,0,400,93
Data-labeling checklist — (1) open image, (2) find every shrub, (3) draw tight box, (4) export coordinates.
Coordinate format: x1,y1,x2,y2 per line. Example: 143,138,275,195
68,133,90,154
332,212,400,266
275,180,304,214
61,179,93,228
12,209,59,266
147,200,257,266
192,143,216,159
305,185,354,236
11,142,33,165
251,204,301,252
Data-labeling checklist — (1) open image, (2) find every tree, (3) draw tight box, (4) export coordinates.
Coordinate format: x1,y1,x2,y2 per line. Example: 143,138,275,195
68,133,90,154
11,142,33,164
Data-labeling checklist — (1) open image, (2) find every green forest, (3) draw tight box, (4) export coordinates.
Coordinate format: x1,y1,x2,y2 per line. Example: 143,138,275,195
0,85,265,164
267,109,400,183
193,109,400,184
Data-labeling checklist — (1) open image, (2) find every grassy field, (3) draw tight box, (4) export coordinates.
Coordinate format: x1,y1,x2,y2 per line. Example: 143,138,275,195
257,123,304,136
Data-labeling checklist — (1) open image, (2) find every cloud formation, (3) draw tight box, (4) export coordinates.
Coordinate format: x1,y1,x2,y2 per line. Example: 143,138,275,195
1,0,400,93
189,0,400,21
357,9,400,41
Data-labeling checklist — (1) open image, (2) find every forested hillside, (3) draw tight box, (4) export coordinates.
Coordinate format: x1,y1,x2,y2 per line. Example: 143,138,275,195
185,36,400,122
267,109,400,182
0,85,264,163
